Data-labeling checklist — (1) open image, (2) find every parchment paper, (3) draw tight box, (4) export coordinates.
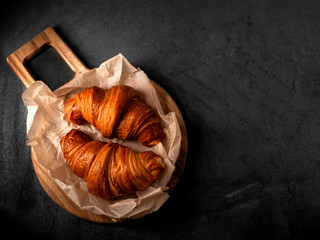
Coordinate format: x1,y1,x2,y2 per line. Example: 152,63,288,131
22,54,181,219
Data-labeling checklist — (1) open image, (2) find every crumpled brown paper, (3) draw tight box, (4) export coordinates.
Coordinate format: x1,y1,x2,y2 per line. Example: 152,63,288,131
22,54,181,219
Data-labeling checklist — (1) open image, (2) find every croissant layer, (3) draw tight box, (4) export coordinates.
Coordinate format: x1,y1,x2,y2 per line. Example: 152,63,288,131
60,129,165,199
64,85,165,147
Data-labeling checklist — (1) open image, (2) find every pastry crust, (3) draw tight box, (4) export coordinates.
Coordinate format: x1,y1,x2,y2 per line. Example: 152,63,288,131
64,85,165,147
60,129,165,199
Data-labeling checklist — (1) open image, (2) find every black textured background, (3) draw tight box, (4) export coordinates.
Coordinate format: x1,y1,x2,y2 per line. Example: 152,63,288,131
1,0,320,239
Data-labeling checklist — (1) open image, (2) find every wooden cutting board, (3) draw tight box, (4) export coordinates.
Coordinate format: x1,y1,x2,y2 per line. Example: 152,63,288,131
7,27,187,223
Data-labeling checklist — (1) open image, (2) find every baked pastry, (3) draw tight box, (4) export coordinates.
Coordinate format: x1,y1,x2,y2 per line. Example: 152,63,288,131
60,129,165,199
64,85,165,147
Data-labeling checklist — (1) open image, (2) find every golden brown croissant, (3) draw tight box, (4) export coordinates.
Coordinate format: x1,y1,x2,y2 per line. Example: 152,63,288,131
64,85,165,147
60,129,165,199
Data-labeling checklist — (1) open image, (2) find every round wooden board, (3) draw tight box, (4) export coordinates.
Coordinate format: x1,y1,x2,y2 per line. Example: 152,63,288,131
7,27,187,223
30,80,188,223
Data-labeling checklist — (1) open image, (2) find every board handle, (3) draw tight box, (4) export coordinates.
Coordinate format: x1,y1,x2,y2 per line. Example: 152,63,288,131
7,27,90,88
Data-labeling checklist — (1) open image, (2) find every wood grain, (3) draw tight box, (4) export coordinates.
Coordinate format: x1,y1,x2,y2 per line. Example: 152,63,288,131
7,27,187,223
7,27,89,87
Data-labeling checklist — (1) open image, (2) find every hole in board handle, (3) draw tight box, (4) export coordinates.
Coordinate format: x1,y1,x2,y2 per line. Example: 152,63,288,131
24,44,75,91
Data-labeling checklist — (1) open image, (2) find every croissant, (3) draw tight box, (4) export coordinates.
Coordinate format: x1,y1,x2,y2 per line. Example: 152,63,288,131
60,129,165,199
64,85,165,147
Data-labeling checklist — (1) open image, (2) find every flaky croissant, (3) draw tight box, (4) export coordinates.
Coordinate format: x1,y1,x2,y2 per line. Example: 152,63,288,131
60,129,165,199
64,85,165,147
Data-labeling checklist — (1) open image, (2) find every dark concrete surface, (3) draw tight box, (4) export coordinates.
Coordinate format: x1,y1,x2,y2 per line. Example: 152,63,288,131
1,0,320,239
